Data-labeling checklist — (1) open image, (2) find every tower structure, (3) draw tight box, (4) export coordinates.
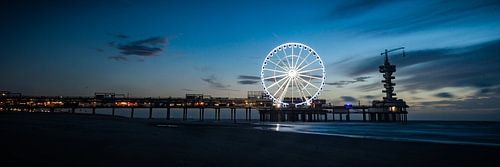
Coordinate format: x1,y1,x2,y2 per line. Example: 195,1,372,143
380,49,397,101
372,47,408,113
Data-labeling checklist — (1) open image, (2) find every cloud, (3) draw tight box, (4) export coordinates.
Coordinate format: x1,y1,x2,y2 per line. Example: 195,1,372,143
238,80,259,85
201,75,230,89
108,55,127,61
237,75,261,85
340,96,358,102
118,44,162,56
475,87,500,97
326,76,371,87
95,48,104,53
329,0,393,19
181,88,198,92
415,94,500,115
348,39,500,92
238,75,261,80
117,36,166,56
130,36,167,46
108,33,129,39
434,92,455,98
364,95,377,99
194,66,212,72
107,36,168,61
331,0,500,35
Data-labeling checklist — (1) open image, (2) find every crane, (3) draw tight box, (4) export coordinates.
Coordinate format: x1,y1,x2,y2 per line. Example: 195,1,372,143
381,47,405,63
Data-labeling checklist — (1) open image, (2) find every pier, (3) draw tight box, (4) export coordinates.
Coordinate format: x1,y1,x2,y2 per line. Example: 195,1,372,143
0,96,408,123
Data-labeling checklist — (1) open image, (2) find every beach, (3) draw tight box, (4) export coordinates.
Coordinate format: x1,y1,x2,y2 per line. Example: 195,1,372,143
1,112,499,167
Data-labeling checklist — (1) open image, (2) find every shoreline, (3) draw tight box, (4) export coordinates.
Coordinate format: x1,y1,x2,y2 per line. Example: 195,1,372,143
1,112,499,166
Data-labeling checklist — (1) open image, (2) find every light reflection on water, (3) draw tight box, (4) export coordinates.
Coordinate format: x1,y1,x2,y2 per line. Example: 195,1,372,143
259,121,500,146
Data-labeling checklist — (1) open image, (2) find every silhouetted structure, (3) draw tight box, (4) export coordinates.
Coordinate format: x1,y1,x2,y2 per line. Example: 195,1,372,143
372,48,409,120
186,94,204,100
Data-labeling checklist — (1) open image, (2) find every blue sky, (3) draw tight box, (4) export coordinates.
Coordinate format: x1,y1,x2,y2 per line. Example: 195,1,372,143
1,0,500,120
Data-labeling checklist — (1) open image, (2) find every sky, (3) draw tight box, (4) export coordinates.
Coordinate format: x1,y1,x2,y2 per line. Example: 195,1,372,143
1,0,500,120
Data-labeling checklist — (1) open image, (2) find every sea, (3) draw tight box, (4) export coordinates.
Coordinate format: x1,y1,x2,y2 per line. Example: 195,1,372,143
69,108,500,146
260,121,500,146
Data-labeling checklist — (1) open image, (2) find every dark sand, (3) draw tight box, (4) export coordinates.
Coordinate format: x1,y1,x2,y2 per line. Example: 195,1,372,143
1,112,499,167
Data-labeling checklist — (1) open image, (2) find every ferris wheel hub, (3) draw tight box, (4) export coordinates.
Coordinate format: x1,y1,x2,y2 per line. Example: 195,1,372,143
288,69,298,78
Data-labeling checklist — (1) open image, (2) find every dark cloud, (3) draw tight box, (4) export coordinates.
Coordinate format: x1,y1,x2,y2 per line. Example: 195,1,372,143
435,92,455,98
329,0,393,19
95,48,104,53
238,80,259,85
118,45,162,56
117,36,166,56
475,87,500,97
354,76,370,82
181,88,197,92
130,36,167,46
238,75,261,80
107,36,168,61
108,56,127,61
364,95,377,99
326,76,371,87
349,39,500,92
201,75,230,89
108,33,129,39
340,96,357,102
416,94,500,114
333,0,500,35
194,66,212,72
236,75,261,85
356,82,381,92
107,42,116,47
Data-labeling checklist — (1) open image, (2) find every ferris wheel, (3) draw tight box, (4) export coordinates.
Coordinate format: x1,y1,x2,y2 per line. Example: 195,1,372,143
261,42,326,107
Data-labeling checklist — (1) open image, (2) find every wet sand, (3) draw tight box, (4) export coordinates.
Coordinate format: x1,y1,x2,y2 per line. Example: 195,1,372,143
1,112,499,167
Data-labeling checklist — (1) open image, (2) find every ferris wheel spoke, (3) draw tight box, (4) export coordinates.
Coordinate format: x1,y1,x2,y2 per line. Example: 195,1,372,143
293,79,308,102
272,53,288,69
263,73,287,80
278,77,292,103
291,78,294,104
263,68,287,74
297,59,319,71
267,60,289,71
291,47,294,68
296,51,311,69
266,76,289,88
296,78,313,98
282,49,292,68
299,74,323,80
273,77,290,97
298,68,323,74
298,76,320,90
295,47,303,68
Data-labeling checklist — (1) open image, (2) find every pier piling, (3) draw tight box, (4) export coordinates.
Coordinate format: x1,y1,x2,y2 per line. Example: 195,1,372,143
166,107,171,120
182,107,187,120
130,108,134,118
148,107,153,119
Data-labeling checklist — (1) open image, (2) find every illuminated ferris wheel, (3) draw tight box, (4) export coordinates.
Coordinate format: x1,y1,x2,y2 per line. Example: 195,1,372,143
260,42,326,107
